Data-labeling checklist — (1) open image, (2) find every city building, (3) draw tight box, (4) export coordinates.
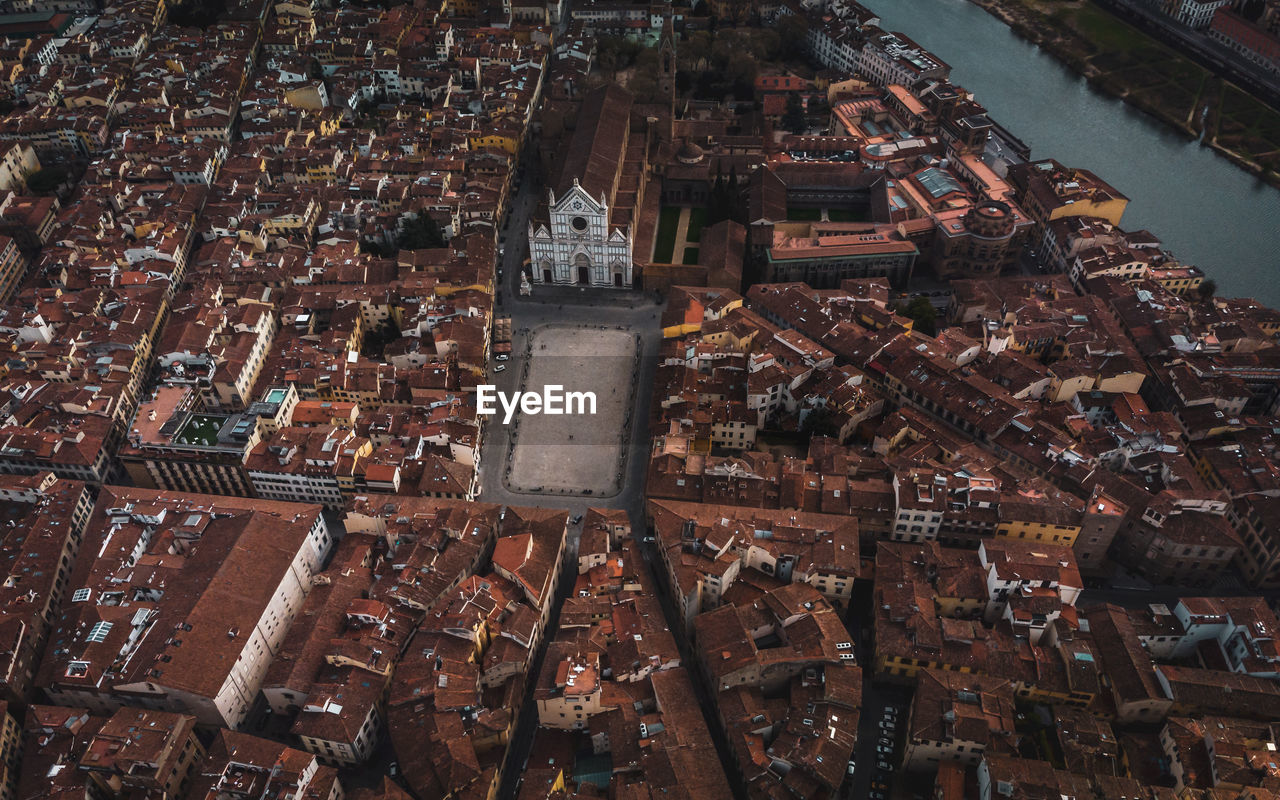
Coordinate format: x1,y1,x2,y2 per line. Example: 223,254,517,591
528,85,642,288
36,487,332,728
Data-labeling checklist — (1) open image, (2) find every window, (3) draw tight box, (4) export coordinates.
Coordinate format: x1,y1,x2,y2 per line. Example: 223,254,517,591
571,216,589,232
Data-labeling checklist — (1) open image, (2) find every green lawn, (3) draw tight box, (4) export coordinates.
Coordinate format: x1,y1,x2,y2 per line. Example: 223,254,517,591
1214,84,1280,172
176,415,225,447
1028,0,1213,123
682,247,700,265
827,207,870,223
686,207,708,243
653,206,681,263
1008,0,1279,182
1065,1,1153,54
787,207,822,221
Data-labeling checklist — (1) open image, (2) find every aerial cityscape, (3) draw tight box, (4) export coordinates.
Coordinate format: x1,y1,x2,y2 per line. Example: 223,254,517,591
0,0,1275,798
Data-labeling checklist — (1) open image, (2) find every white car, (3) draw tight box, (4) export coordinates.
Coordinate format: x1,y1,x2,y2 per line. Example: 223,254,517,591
496,354,509,361
879,720,895,731
494,364,506,372
876,745,893,755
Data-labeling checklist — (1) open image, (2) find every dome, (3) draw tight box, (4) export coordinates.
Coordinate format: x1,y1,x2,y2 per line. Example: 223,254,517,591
676,139,705,165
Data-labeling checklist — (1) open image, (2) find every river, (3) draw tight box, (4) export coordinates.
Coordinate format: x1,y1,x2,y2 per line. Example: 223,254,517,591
867,0,1280,307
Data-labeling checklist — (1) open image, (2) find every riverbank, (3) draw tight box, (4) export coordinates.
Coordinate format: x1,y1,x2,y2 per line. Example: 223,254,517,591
965,0,1280,190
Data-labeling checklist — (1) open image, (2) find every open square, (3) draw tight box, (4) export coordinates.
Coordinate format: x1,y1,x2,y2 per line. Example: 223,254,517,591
504,325,637,497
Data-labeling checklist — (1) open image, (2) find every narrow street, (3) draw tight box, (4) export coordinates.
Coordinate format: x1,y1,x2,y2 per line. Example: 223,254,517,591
634,525,752,800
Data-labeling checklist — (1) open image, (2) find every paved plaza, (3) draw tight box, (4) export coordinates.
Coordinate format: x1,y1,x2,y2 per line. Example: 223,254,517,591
503,324,639,497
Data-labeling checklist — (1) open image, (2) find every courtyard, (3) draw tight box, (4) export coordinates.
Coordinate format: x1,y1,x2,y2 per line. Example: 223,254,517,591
503,324,639,497
652,206,707,265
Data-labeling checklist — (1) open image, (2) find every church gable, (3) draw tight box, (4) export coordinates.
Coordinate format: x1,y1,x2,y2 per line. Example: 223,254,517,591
551,181,605,215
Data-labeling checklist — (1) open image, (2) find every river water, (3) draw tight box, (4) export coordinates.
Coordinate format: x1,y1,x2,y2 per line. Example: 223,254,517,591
868,0,1280,306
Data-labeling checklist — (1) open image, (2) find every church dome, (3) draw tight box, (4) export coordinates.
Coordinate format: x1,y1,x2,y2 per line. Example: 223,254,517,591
676,139,705,165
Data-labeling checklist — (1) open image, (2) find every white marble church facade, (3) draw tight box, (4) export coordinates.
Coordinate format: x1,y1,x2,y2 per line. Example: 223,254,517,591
528,179,634,288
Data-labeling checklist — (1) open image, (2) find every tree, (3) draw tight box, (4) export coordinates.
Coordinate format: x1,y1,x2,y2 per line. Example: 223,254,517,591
399,215,446,250
725,52,758,99
1197,278,1217,301
776,14,809,62
167,0,228,28
898,297,938,336
745,28,780,62
596,46,619,77
782,93,806,134
362,318,401,358
680,31,711,72
634,47,660,72
808,93,830,129
629,72,660,104
359,239,394,258
800,405,842,440
708,171,731,225
26,166,67,195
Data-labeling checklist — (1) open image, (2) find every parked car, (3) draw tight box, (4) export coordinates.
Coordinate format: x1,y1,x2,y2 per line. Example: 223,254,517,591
494,364,506,372
879,720,895,731
876,745,893,755
496,354,509,361
877,760,894,772
846,761,855,776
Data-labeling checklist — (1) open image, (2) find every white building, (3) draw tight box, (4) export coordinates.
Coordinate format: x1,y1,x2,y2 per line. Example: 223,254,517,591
1170,0,1229,29
37,489,332,729
530,180,633,287
856,30,950,89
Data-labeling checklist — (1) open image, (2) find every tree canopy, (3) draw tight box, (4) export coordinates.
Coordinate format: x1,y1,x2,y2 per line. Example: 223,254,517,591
897,297,939,336
26,166,68,195
783,94,806,133
399,214,447,250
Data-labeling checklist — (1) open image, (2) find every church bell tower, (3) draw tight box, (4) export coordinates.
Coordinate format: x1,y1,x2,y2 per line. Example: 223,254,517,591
657,4,676,116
